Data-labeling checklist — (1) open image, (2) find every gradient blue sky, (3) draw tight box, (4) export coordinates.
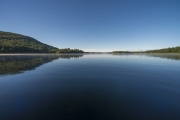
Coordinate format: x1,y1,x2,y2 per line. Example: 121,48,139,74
1,0,180,52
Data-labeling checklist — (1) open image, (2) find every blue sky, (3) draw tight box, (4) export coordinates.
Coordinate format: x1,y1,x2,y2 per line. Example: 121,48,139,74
1,0,180,52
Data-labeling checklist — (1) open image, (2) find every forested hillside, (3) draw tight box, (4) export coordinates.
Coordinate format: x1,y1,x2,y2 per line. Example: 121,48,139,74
0,31,58,53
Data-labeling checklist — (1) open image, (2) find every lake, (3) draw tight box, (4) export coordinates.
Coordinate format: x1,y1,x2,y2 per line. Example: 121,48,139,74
0,53,180,120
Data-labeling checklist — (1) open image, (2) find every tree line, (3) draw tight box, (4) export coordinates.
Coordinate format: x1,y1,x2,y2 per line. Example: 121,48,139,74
112,46,180,53
56,48,84,53
146,46,180,53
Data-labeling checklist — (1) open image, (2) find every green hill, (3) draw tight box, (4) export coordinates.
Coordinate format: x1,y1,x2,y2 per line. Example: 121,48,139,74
0,31,58,53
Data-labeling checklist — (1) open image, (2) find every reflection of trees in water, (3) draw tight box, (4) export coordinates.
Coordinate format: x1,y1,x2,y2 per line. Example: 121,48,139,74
58,54,83,59
0,54,83,75
112,53,180,61
146,53,180,61
0,55,59,75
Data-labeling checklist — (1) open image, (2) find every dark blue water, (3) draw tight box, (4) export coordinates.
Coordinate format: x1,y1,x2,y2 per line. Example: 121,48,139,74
0,54,180,120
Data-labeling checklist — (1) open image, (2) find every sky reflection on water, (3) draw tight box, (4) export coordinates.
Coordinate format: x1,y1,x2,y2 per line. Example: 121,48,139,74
0,54,180,120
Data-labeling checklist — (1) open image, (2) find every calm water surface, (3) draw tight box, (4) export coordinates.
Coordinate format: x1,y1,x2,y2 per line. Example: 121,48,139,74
0,54,180,120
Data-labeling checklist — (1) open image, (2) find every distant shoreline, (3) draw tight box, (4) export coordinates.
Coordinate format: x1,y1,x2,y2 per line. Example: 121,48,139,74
0,53,180,56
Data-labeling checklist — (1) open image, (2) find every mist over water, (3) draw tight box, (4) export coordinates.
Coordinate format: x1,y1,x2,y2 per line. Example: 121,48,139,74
0,54,180,120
